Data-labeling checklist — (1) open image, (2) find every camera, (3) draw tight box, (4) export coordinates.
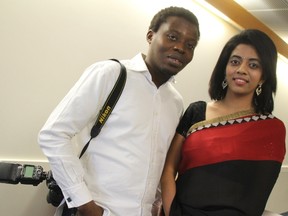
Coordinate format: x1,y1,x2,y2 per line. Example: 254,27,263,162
0,162,63,207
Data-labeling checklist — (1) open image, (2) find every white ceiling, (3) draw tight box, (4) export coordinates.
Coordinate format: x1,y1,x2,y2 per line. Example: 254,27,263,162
234,0,288,43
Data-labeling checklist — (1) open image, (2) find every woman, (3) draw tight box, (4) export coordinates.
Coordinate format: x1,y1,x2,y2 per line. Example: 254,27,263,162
160,29,286,216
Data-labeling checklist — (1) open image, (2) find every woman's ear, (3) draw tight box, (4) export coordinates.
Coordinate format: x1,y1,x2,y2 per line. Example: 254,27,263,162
259,80,265,86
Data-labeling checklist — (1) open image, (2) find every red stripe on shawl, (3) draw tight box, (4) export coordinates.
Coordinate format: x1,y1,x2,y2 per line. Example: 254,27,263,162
178,117,286,175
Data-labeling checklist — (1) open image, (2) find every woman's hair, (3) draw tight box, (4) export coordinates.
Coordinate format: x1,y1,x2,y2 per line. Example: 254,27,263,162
149,6,200,40
208,29,278,113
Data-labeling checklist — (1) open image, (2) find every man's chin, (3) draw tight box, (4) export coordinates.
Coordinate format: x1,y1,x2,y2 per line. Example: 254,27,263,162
161,67,181,77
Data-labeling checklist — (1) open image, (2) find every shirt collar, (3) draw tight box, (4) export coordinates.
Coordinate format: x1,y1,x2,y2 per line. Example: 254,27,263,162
127,53,176,84
126,53,148,72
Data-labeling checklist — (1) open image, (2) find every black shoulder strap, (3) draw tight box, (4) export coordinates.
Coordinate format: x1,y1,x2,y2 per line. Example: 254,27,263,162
79,59,127,158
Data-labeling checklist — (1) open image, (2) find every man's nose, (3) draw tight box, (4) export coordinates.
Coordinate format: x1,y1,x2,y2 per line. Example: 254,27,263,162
173,42,185,54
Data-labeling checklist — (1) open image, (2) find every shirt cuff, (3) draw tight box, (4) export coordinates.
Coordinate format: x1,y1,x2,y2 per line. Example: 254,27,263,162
62,181,93,208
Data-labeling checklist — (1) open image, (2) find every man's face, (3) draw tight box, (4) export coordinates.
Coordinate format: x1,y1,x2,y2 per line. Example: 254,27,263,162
145,16,199,82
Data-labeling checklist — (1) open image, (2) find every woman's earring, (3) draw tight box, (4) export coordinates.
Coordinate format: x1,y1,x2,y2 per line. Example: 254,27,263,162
256,83,262,96
222,79,228,89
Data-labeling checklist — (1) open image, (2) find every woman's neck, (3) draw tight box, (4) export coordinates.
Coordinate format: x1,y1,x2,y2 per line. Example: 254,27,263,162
207,97,254,120
220,92,254,112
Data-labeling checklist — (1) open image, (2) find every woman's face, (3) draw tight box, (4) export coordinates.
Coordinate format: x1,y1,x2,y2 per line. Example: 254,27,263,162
225,44,264,98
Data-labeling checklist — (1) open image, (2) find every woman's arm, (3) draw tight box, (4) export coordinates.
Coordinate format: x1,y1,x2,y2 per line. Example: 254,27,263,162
160,133,185,216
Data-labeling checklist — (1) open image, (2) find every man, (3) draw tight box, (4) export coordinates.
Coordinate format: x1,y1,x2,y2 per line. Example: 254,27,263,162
38,6,200,216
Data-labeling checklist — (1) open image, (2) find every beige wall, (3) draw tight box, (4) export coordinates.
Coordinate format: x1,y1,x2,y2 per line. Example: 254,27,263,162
266,168,288,213
0,0,287,215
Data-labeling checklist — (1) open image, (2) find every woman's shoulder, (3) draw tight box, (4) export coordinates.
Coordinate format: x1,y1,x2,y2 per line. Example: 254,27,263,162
270,114,286,130
177,101,206,137
183,100,207,122
186,101,206,113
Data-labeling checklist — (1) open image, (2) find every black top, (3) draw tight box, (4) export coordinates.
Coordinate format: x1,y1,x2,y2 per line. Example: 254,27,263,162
176,101,206,137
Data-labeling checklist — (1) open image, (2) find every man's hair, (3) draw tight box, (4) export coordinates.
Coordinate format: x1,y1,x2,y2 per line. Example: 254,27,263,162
208,29,278,114
149,6,200,39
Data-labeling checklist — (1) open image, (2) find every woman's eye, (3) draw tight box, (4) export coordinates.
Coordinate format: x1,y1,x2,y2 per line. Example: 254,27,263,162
249,62,260,69
230,59,239,65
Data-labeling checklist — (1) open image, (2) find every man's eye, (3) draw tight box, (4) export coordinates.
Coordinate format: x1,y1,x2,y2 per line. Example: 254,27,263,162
167,34,177,41
187,43,196,50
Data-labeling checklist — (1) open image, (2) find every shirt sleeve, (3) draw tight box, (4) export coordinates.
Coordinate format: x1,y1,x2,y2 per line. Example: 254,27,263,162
176,101,206,137
38,60,122,207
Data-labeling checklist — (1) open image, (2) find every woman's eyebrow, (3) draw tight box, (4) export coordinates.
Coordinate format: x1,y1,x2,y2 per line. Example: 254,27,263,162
230,54,260,62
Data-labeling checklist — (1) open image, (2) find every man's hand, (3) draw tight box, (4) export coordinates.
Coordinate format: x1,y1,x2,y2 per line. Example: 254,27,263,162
77,201,104,216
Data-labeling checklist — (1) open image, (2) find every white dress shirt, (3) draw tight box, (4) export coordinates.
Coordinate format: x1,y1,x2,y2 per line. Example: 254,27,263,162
38,53,184,216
